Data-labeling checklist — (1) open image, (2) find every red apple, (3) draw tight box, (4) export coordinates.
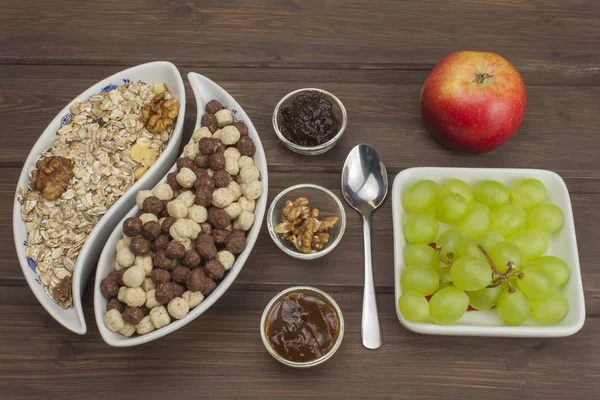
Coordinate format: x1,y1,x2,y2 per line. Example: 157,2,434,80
420,51,526,152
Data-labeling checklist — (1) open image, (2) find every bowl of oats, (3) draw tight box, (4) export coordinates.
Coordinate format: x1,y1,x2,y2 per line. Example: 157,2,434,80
13,61,186,334
93,72,268,346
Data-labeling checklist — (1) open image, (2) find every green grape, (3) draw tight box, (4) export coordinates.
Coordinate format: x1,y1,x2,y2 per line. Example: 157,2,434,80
474,180,510,210
478,231,504,251
489,242,522,273
437,229,463,262
435,193,470,224
530,289,568,324
450,256,492,291
457,237,486,260
497,288,530,326
441,178,474,204
404,243,439,269
468,285,502,310
527,204,564,233
510,179,547,210
400,264,439,296
526,256,570,287
404,214,439,244
518,268,554,300
458,203,491,238
508,229,549,261
438,266,452,284
398,291,430,323
402,180,440,213
429,287,469,325
438,282,452,290
490,204,526,237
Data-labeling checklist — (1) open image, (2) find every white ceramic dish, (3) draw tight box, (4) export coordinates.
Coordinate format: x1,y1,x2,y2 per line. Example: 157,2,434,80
94,72,269,346
13,61,186,335
392,167,585,337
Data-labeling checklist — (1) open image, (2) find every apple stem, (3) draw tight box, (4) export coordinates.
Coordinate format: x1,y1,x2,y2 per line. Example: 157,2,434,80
473,72,494,84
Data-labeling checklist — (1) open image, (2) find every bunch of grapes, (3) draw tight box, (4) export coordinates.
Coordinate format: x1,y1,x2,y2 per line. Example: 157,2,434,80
399,178,570,326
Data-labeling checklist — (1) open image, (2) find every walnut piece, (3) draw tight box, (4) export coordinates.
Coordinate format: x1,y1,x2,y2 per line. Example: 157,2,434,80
31,156,74,200
141,92,180,134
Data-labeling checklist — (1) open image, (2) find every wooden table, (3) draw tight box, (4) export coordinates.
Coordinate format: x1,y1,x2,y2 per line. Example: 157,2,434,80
1,1,599,398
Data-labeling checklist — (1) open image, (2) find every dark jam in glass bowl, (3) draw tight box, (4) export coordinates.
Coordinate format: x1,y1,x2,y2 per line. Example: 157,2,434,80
280,91,340,147
265,289,340,363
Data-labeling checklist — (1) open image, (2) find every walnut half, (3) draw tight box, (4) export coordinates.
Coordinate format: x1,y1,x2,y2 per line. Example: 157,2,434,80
141,92,180,134
31,156,74,200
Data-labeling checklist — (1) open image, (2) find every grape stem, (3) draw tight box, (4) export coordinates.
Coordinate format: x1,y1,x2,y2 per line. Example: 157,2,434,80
477,243,518,292
436,246,453,267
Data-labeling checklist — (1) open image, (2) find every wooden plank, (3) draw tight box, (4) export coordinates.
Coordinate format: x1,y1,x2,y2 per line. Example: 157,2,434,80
0,1,599,82
1,66,600,174
0,285,598,400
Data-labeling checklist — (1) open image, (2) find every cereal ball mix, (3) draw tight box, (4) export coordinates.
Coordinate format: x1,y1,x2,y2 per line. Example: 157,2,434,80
101,99,262,337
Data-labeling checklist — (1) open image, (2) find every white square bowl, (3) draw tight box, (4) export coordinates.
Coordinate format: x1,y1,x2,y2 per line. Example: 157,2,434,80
392,167,585,337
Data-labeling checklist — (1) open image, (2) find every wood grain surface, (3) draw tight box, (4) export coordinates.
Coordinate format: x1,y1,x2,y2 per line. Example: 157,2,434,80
1,1,599,399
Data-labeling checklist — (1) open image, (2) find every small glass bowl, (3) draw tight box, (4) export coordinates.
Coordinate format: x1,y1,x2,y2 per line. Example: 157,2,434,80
260,286,345,368
272,88,347,155
267,184,346,260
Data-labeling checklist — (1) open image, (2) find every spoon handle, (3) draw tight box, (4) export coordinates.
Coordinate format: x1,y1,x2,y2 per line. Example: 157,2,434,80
361,215,382,349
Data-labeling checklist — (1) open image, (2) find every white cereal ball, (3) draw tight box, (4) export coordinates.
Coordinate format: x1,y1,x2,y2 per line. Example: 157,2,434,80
224,147,241,162
176,238,193,251
123,266,145,288
182,291,205,308
114,261,125,271
183,142,199,158
167,297,190,320
116,247,135,268
212,129,223,141
136,316,155,335
239,196,256,212
136,190,153,209
187,204,207,223
219,125,241,145
212,187,234,208
116,238,129,252
188,219,201,239
192,127,212,142
124,287,146,307
134,255,153,277
206,168,214,177
224,202,242,219
228,181,242,200
158,217,166,226
167,199,188,219
117,286,128,302
216,250,235,270
141,277,156,292
215,109,233,127
241,180,263,200
237,155,254,170
145,289,161,309
170,219,196,241
118,323,136,337
152,183,174,201
239,165,260,183
150,306,171,329
233,210,255,231
104,309,125,332
224,156,239,176
176,167,196,189
139,213,159,224
177,190,196,208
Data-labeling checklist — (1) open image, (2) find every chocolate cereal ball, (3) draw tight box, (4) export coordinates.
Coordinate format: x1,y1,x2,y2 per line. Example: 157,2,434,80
172,266,191,283
237,136,255,156
107,269,125,286
195,234,217,261
165,242,186,260
185,269,207,292
225,232,246,255
201,114,219,133
143,196,164,215
199,276,217,296
207,207,231,229
142,221,162,241
130,237,151,256
122,217,142,237
212,229,229,245
215,139,226,153
100,277,119,298
194,176,215,192
209,152,225,171
107,298,125,313
155,282,180,305
199,137,220,155
167,172,182,191
200,222,213,235
153,250,173,269
205,99,223,114
151,268,171,285
182,250,201,268
160,200,170,218
194,153,209,169
151,234,170,252
122,306,145,325
177,157,195,171
195,186,213,207
212,170,231,188
161,216,177,236
204,259,225,280
233,121,248,136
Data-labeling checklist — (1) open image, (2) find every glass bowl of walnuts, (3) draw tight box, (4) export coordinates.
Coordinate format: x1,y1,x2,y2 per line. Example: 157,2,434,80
267,184,346,260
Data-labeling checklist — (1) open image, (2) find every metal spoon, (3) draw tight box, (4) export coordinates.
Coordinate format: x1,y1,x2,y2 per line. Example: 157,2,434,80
341,144,388,349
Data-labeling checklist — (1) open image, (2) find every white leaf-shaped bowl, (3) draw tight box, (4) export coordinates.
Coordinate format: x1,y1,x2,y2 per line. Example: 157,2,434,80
94,72,269,346
13,61,186,334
